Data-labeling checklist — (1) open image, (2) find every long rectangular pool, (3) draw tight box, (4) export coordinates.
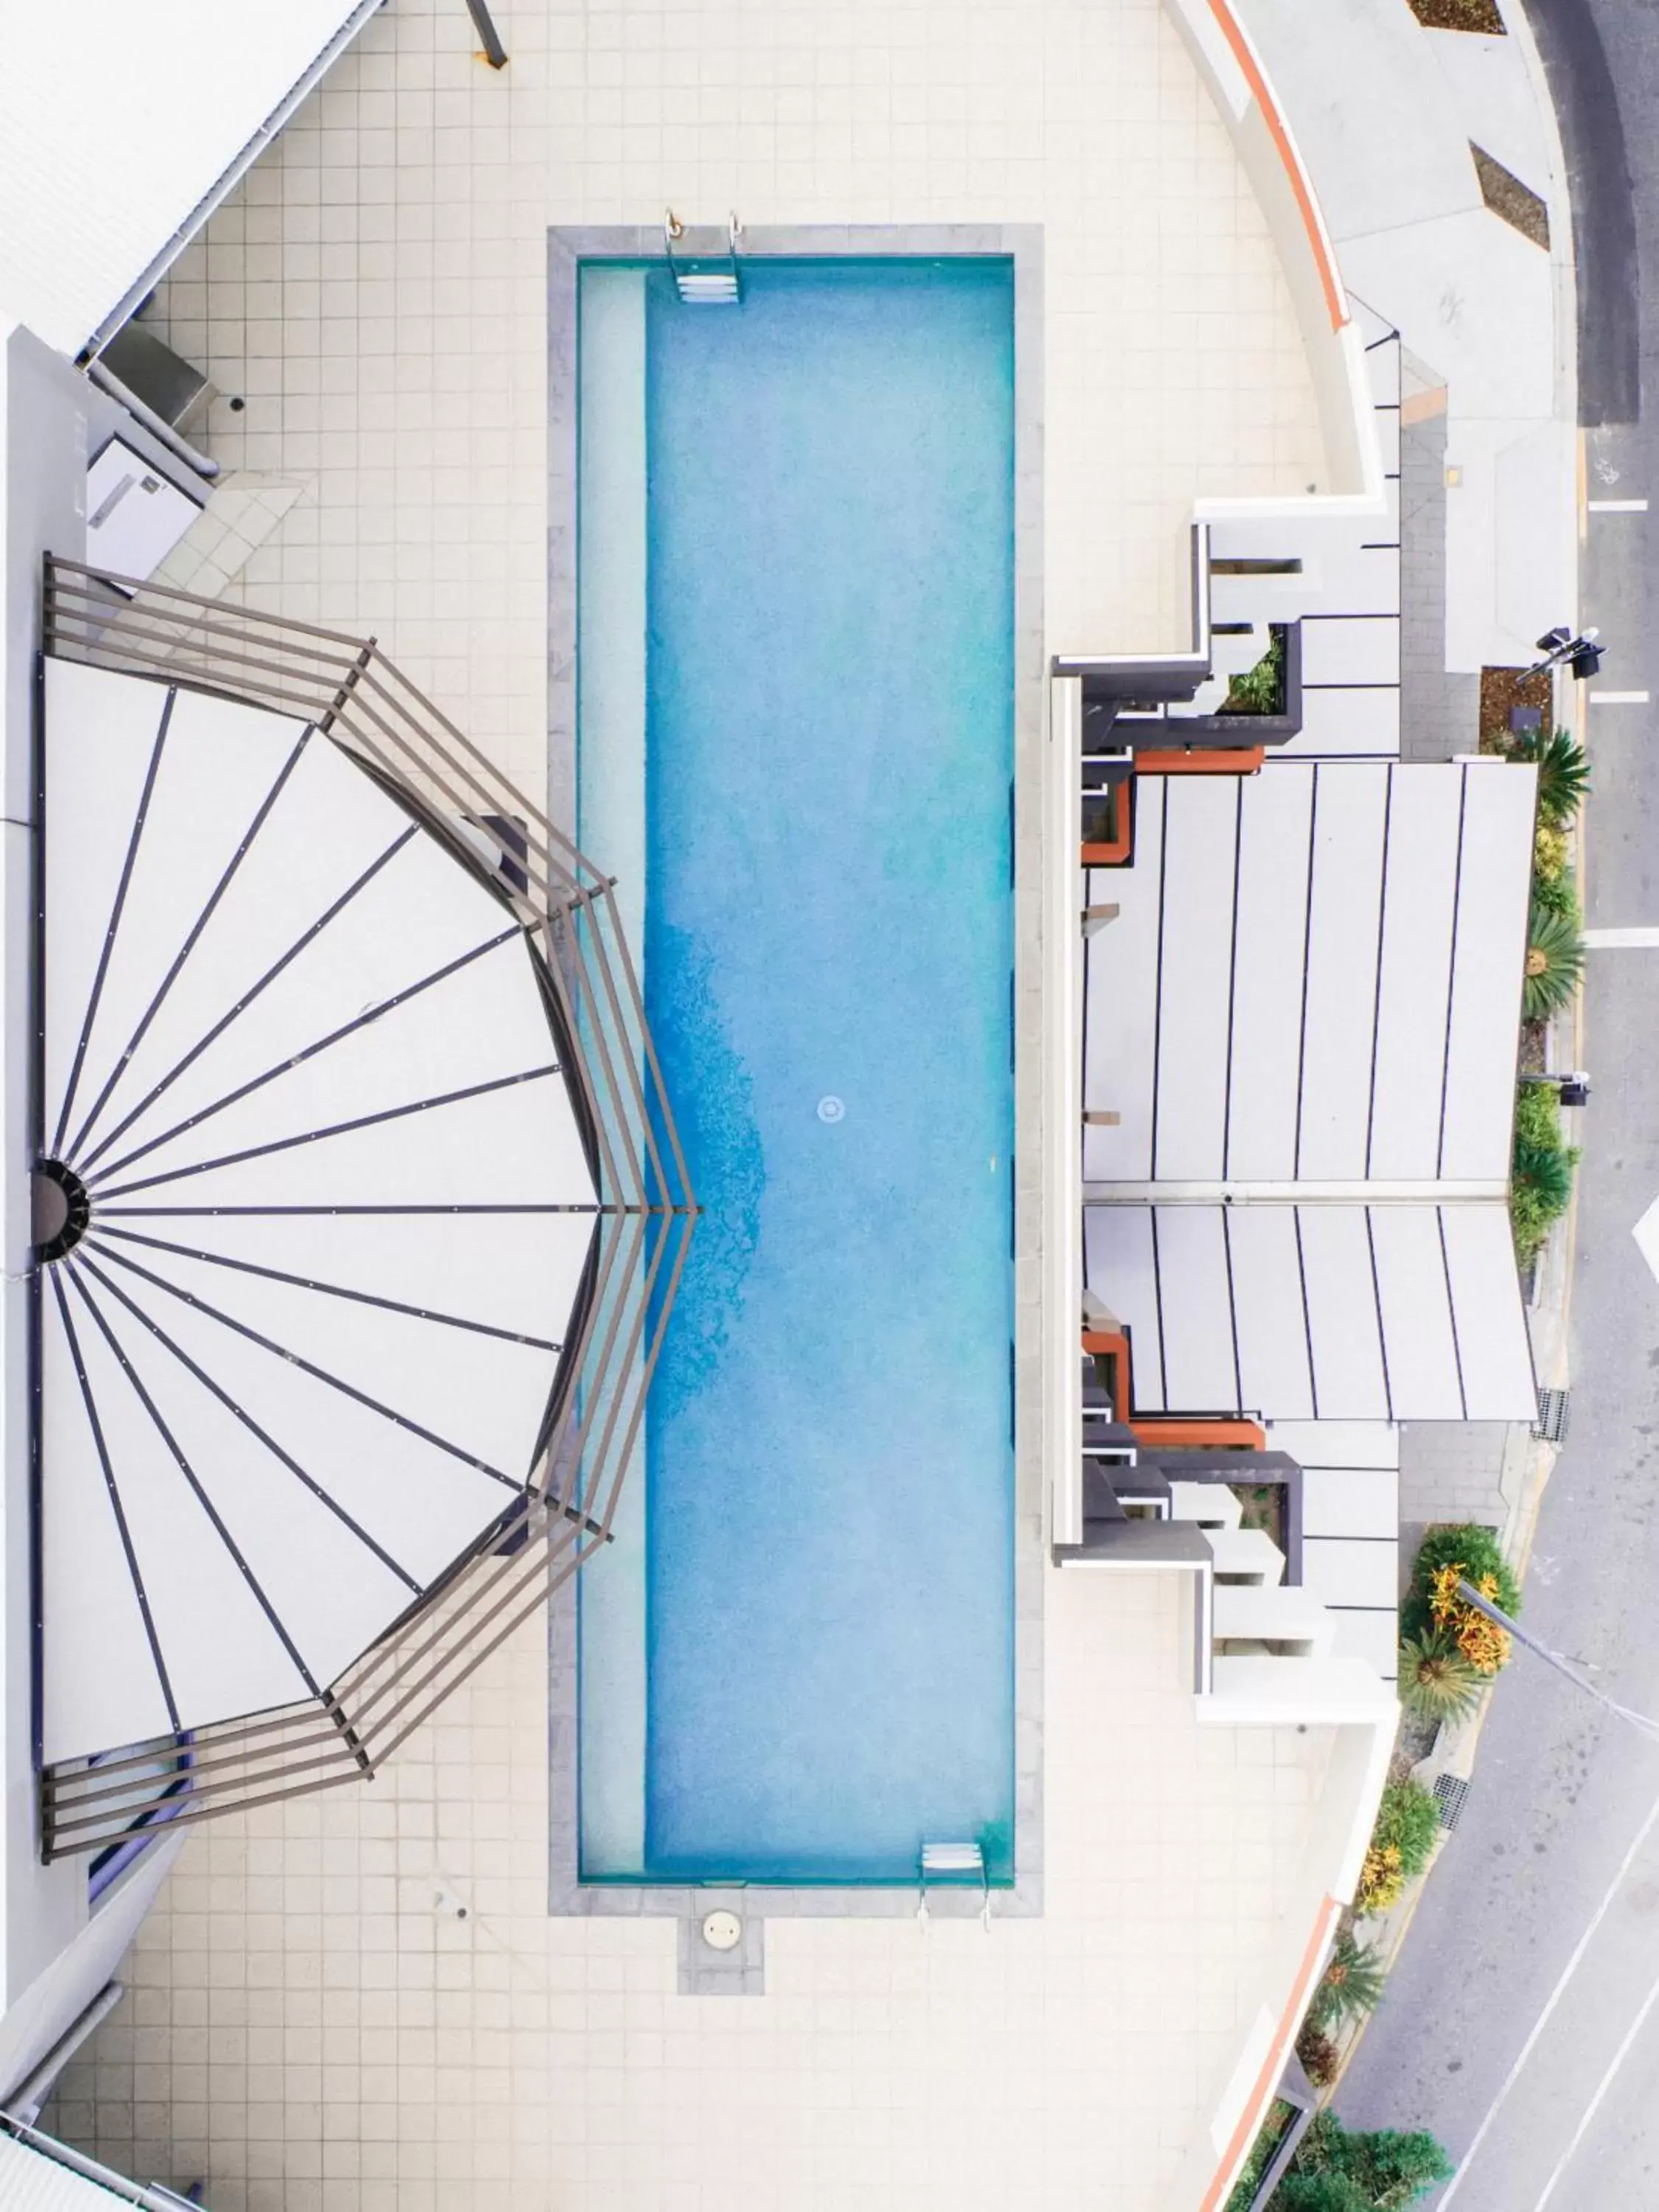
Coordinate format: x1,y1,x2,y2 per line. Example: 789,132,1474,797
576,256,1015,1885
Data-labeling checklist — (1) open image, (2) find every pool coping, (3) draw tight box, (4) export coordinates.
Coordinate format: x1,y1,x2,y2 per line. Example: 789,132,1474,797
544,223,1047,1932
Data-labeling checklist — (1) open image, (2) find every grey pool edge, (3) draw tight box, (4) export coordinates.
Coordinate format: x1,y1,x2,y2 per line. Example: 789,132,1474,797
543,223,1047,1933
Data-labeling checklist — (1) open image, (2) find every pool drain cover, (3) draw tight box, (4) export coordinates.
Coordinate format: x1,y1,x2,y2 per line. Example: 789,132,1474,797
701,1909,742,1952
817,1095,845,1124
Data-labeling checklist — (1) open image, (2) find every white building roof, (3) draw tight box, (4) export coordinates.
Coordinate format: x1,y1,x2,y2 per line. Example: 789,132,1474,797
1087,1198,1534,1422
0,0,377,356
38,661,597,1764
1083,754,1540,1426
1084,758,1537,1186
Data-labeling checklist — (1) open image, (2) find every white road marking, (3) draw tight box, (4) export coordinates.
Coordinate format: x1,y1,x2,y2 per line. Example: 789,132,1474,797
1587,498,1649,512
1633,1194,1659,1287
1438,1775,1659,2208
1531,1957,1659,2210
1582,928,1659,948
1590,691,1652,706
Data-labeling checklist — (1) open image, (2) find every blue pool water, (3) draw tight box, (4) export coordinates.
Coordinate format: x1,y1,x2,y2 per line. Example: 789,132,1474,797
580,258,1015,1884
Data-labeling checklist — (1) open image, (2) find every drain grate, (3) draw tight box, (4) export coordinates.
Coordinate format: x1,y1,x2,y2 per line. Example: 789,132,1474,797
1533,1387,1571,1444
1433,1773,1470,1832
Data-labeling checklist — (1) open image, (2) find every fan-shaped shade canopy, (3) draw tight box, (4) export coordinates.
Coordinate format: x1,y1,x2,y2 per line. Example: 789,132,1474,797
38,658,599,1765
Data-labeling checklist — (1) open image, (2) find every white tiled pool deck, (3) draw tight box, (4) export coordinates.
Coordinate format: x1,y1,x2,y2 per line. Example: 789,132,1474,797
141,0,1323,796
53,0,1342,2204
56,1577,1331,2212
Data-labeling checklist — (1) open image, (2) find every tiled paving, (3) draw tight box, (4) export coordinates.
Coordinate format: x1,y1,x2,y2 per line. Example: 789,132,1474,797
138,0,1325,801
52,1577,1332,2212
52,0,1343,2202
1399,1420,1517,1531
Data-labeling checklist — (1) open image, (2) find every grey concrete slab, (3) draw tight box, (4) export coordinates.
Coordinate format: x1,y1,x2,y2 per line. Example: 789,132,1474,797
678,1901,766,1995
1398,1420,1513,1533
1399,406,1481,762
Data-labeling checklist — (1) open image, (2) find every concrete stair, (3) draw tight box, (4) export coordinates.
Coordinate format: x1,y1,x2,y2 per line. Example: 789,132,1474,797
1169,1481,1242,1531
1205,1526,1285,1587
1213,1584,1338,1660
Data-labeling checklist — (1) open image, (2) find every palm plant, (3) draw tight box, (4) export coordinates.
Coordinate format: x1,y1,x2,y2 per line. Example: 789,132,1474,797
1514,1130,1576,1217
1397,1631,1483,1727
1523,903,1584,1020
1507,725,1591,827
1306,1930,1387,2034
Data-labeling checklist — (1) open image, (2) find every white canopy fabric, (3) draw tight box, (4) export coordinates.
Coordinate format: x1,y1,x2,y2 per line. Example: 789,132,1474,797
1085,1200,1535,1422
0,0,376,356
39,660,597,1765
1083,758,1537,1186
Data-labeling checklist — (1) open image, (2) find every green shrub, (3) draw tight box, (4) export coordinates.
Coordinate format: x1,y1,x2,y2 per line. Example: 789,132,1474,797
1225,2099,1294,2212
1284,2112,1453,2208
1514,1081,1562,1149
1397,1631,1484,1728
1295,2022,1340,2087
1225,626,1286,714
1272,2178,1372,2212
1523,903,1585,1020
1514,1133,1576,1213
1529,858,1580,925
1401,1525,1520,1642
1356,1777,1442,1914
1509,1084,1579,1263
1506,724,1590,829
1371,1778,1441,1881
1306,1930,1387,2034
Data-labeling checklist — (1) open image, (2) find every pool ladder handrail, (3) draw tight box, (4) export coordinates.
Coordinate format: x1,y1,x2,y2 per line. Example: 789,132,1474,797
917,1838,992,1931
664,208,743,305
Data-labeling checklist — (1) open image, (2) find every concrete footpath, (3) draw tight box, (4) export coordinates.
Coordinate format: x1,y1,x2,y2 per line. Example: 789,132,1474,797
1239,0,1579,669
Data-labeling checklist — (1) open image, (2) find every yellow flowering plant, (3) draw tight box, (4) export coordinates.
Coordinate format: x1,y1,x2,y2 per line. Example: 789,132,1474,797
1427,1562,1511,1676
1358,1843,1405,1914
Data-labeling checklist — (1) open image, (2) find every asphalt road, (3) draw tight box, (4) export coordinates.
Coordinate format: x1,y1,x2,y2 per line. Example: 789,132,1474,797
1335,6,1659,2205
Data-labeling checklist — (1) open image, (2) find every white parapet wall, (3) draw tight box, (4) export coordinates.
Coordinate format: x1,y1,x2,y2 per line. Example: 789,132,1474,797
1046,677,1084,1547
1160,0,1383,521
1175,1691,1396,2212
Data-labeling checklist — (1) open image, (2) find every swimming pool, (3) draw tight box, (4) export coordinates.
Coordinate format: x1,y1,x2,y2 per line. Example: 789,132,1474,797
576,257,1016,1885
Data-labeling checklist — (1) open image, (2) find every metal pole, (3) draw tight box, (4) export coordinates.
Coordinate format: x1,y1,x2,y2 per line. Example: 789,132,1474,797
464,0,508,67
1458,1579,1659,1744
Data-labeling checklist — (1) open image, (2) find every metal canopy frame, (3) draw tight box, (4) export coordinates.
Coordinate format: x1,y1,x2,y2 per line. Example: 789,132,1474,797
38,557,695,1857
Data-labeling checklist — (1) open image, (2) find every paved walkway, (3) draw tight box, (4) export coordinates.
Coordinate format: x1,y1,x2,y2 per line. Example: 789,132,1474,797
1239,0,1576,669
49,1575,1336,2212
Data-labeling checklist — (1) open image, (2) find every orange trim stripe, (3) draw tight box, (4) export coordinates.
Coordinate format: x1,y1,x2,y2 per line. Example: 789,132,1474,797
1135,746,1265,776
1199,1896,1343,2212
1203,0,1346,335
1130,1417,1265,1450
1079,1331,1264,1449
1082,780,1133,863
